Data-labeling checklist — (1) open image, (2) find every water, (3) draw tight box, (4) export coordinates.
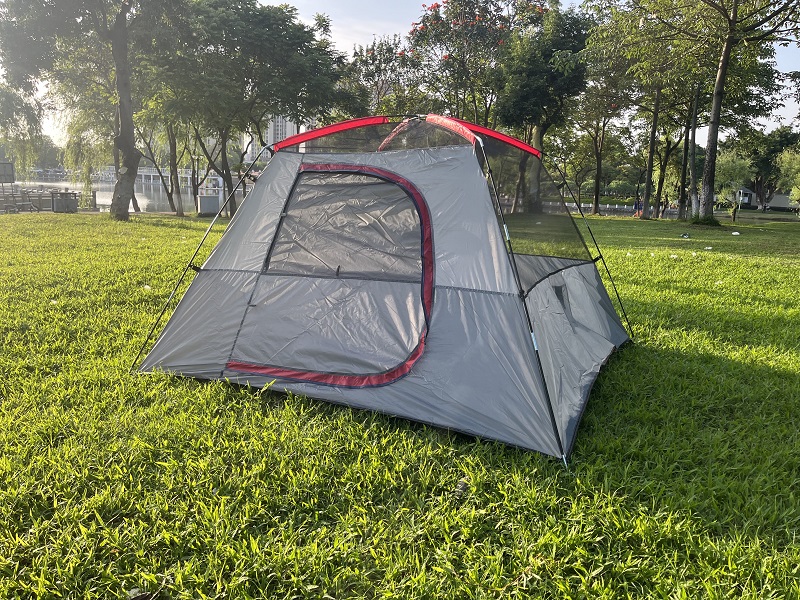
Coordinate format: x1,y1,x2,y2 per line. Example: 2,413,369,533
17,180,224,213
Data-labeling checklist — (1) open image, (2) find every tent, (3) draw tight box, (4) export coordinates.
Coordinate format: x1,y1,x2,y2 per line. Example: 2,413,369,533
138,115,630,460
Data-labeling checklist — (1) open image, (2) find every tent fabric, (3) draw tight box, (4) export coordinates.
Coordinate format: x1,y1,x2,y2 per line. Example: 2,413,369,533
265,172,423,279
450,116,543,158
425,114,478,146
273,116,390,151
525,262,630,455
228,287,563,455
140,114,629,459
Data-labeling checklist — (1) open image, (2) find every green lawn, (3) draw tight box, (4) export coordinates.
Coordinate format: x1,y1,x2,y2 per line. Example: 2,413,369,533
1,212,798,599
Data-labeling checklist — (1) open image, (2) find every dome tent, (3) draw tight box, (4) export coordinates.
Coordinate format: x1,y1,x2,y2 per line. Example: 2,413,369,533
137,114,630,461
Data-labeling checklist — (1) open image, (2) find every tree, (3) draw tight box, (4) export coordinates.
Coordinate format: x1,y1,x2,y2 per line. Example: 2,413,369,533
48,33,121,208
156,0,341,216
408,0,516,125
612,126,649,201
777,147,800,202
136,121,187,216
0,0,186,220
714,149,753,219
588,0,709,219
735,126,800,208
345,35,428,116
626,0,800,221
63,119,113,208
0,81,41,175
495,6,589,212
547,126,596,205
569,16,634,215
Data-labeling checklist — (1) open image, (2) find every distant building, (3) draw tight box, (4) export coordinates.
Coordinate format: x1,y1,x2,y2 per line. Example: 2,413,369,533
767,193,800,211
243,116,305,163
734,187,799,212
737,187,755,208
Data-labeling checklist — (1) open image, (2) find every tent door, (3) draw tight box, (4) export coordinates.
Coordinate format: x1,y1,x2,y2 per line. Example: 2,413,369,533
226,164,434,387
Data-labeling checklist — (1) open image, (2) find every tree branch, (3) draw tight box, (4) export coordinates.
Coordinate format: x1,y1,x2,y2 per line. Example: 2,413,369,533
739,0,800,33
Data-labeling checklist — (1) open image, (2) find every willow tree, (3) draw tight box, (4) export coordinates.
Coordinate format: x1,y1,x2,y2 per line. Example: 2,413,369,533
0,0,187,220
0,82,41,174
49,34,120,207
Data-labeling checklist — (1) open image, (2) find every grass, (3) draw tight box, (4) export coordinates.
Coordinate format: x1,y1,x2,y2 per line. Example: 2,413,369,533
1,212,799,599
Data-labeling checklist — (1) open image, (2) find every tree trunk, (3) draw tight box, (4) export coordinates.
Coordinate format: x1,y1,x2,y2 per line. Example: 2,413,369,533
591,120,605,215
139,129,176,212
196,128,236,216
641,87,661,219
592,143,602,215
219,133,236,216
168,123,184,217
526,125,544,214
108,5,142,221
513,152,530,213
191,159,200,209
701,31,737,219
690,84,701,218
655,158,667,218
656,136,679,218
678,111,691,220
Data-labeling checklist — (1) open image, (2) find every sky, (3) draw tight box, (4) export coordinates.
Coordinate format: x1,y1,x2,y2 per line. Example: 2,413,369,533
266,0,800,130
43,0,800,141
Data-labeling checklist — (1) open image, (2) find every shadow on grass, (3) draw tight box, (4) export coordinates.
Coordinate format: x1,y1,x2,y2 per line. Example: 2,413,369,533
621,294,800,355
574,340,800,545
129,213,230,231
229,326,799,548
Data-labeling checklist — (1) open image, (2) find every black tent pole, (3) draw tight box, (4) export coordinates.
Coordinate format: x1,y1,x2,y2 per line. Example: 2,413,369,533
476,138,568,466
546,156,635,340
130,144,274,372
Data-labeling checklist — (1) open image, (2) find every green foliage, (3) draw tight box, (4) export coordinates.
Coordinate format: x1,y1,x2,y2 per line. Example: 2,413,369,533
495,6,589,137
777,147,800,201
0,0,194,219
0,82,42,175
689,214,722,226
143,0,343,204
1,214,799,597
547,125,597,203
0,83,62,175
175,0,340,128
343,35,429,116
587,0,797,219
731,126,800,206
714,149,754,201
408,0,519,125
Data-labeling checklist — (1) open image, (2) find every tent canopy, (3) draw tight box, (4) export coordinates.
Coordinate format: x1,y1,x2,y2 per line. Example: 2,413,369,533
139,114,629,459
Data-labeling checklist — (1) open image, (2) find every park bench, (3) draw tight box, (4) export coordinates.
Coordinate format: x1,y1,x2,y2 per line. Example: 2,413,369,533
23,188,53,211
14,189,37,212
1,190,32,213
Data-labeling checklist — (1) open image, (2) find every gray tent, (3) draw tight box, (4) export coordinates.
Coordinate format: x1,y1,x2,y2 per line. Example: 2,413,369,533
139,115,629,460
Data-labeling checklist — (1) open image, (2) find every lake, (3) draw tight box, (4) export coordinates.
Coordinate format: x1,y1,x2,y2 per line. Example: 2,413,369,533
17,180,227,213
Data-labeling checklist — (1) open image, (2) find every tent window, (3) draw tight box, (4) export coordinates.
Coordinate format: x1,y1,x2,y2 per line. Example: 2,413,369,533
266,172,423,282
